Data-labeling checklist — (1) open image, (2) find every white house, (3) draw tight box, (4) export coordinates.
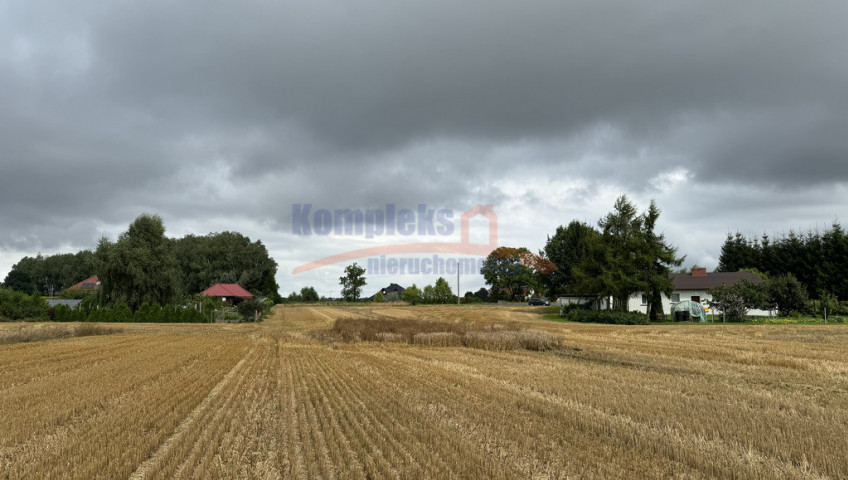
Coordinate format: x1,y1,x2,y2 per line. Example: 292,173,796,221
627,268,771,317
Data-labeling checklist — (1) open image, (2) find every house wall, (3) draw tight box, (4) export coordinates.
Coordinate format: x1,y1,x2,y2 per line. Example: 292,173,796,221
627,291,773,317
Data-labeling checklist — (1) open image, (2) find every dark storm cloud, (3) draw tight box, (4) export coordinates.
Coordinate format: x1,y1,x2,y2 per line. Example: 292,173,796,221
82,0,848,185
1,0,847,284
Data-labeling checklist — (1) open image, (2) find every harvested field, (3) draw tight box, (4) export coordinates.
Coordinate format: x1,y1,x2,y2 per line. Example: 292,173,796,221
1,304,847,479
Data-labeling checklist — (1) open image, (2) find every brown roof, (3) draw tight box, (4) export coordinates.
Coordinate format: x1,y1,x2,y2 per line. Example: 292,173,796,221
672,271,762,291
68,275,100,291
201,283,253,298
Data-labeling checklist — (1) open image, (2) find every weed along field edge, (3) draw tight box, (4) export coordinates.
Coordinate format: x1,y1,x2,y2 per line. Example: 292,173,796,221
1,304,847,479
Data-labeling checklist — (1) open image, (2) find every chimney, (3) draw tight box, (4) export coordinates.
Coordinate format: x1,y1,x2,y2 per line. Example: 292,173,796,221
691,267,707,277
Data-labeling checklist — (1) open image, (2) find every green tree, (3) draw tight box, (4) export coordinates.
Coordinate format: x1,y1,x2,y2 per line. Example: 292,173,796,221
819,290,839,319
173,232,280,298
3,251,97,295
286,291,303,302
422,284,435,304
0,288,48,320
300,286,319,302
402,284,423,305
480,247,535,301
432,277,456,304
96,214,181,310
543,221,601,297
339,263,367,301
768,273,809,316
636,200,685,318
373,290,385,302
596,195,644,311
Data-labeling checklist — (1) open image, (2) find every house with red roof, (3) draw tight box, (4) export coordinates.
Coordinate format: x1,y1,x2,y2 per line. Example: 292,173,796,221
201,283,253,306
68,275,101,292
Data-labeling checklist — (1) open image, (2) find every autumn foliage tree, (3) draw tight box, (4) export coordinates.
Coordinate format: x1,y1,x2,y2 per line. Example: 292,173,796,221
481,247,557,301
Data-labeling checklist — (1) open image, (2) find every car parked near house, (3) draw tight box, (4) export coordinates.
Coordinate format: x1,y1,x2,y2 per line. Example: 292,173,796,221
528,298,550,306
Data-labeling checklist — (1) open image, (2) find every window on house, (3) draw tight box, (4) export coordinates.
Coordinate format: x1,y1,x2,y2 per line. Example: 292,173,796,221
641,294,648,305
671,293,680,303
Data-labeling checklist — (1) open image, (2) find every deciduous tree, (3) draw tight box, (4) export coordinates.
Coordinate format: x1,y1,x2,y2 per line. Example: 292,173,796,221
339,263,367,301
96,214,181,310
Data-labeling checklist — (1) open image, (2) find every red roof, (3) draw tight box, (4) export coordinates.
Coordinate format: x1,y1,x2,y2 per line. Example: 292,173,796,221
68,275,100,291
201,283,253,298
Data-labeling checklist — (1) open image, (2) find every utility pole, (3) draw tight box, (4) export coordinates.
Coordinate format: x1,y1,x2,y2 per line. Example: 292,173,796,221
457,269,460,305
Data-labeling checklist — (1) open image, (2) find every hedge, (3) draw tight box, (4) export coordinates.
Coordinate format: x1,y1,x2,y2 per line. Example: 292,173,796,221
563,309,649,325
51,303,209,323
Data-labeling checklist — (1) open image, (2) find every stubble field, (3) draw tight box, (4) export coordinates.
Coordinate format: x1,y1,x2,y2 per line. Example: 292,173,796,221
1,304,847,479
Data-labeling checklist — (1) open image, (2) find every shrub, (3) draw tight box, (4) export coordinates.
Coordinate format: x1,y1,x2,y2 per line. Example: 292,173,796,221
0,288,49,321
237,298,268,322
559,302,594,317
134,303,159,323
564,309,649,325
112,304,133,323
52,304,86,322
179,307,207,323
713,293,747,322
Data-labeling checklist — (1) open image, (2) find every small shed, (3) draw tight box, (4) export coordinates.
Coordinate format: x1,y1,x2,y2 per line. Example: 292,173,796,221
201,284,253,306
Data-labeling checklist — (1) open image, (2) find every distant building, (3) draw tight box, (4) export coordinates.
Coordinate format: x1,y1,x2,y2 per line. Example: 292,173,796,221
201,283,253,306
46,299,83,309
628,268,768,316
370,283,405,301
67,275,100,292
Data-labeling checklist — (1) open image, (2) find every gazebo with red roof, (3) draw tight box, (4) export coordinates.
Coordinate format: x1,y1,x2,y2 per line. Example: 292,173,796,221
201,283,253,306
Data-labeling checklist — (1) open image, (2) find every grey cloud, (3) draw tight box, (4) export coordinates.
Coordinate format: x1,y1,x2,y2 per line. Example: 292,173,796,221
1,0,847,291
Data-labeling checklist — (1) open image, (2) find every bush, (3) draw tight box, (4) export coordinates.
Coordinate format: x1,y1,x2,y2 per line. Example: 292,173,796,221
0,288,49,321
559,302,594,317
53,304,87,322
564,309,649,325
237,298,268,322
715,293,747,322
112,304,133,323
134,303,158,323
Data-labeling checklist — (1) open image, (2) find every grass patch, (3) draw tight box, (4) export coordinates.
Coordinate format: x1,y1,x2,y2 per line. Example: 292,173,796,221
324,317,561,351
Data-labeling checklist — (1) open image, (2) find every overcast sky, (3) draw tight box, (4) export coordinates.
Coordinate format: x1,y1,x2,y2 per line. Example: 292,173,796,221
2,1,847,298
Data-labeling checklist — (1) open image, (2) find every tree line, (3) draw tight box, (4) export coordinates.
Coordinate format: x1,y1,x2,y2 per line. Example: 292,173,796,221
1,214,282,317
481,195,683,316
717,225,848,301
